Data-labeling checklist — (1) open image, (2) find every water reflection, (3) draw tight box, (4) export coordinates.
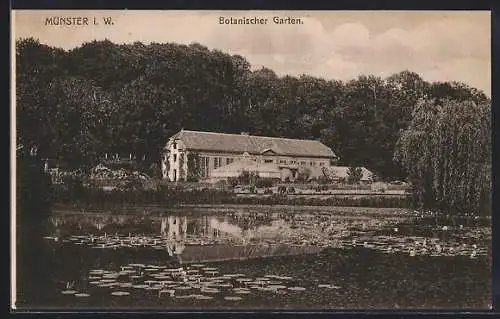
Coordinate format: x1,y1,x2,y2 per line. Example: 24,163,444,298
25,209,492,309
45,210,490,265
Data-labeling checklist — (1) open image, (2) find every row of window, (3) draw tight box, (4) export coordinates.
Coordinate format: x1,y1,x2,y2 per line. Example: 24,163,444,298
165,154,326,170
198,156,236,177
278,159,326,166
213,157,235,169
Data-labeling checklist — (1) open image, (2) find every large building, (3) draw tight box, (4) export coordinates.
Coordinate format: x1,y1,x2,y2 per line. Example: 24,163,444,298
161,129,339,182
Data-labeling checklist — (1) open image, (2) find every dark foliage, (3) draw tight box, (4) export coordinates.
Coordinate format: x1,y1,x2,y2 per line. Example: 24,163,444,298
16,38,489,180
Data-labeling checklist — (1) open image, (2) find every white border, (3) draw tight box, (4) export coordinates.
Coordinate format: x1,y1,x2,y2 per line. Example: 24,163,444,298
11,10,17,310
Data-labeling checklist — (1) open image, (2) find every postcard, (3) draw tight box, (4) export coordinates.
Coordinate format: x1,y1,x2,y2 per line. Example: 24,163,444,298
11,10,492,310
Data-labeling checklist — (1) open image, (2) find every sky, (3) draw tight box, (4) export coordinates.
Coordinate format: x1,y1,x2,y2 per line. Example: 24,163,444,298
13,10,491,96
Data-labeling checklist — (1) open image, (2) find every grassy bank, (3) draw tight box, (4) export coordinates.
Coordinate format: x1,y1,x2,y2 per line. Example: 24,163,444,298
51,185,411,210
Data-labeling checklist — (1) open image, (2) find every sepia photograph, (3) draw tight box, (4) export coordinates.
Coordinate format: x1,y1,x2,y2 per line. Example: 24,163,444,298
11,10,492,310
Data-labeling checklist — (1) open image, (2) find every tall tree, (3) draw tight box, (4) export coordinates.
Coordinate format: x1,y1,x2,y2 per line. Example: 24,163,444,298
394,99,491,215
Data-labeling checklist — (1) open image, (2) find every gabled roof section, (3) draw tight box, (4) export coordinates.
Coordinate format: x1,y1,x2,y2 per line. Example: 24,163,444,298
168,130,337,158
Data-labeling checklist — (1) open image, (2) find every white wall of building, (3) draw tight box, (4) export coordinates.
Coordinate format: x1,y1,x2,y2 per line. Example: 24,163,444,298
161,137,334,182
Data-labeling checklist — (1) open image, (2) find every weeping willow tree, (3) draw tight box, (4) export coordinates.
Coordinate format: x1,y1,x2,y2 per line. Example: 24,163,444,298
395,98,491,215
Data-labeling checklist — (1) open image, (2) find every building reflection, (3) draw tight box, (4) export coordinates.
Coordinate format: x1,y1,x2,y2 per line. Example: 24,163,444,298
161,216,188,256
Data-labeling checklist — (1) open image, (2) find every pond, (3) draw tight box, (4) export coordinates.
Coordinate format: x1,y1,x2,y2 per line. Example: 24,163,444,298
15,206,491,310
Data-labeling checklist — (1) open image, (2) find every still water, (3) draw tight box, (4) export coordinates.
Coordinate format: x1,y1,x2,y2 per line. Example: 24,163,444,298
16,206,491,309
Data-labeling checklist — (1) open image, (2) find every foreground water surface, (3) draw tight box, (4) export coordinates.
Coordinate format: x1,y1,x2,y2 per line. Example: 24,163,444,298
16,206,491,310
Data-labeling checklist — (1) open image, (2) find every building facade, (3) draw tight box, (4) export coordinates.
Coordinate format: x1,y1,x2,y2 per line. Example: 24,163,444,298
161,129,339,182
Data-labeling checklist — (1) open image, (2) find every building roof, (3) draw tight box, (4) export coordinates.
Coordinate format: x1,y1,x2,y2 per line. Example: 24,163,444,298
167,130,337,158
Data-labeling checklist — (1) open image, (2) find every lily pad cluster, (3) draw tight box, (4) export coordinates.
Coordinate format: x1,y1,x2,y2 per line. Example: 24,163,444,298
60,263,340,302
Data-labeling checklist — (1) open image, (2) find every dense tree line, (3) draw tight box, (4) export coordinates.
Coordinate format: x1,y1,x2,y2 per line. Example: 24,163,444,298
16,38,490,180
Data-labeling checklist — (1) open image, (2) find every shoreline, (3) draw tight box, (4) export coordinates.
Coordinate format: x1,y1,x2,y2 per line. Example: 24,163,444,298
51,203,418,217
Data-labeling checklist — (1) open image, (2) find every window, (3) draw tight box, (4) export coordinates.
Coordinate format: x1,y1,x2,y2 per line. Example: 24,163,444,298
310,162,315,166
214,157,222,169
173,154,177,162
200,156,210,177
264,159,273,163
226,158,232,165
173,142,177,150
200,157,206,177
279,160,286,164
300,161,306,165
320,162,324,166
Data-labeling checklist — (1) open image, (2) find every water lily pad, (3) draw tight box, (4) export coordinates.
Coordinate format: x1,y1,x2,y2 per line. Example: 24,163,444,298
202,267,218,271
111,291,130,296
75,293,90,297
288,286,306,291
89,281,101,285
119,283,133,288
100,279,116,283
194,295,213,300
61,290,77,295
277,276,293,280
89,269,105,275
191,264,206,268
132,284,149,289
224,296,243,301
200,287,220,293
318,284,341,289
236,278,253,282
